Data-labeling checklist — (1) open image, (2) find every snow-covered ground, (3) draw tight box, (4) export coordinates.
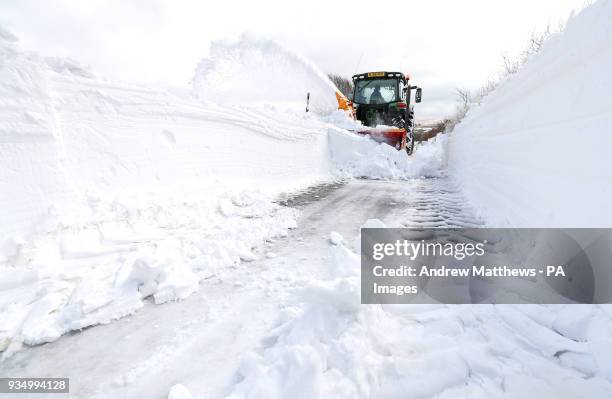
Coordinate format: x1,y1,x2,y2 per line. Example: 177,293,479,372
2,1,612,397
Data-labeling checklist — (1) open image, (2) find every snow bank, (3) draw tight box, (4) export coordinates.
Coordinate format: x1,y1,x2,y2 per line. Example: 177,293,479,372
0,188,299,355
193,35,339,114
0,27,335,354
229,227,612,398
448,0,612,227
0,27,333,253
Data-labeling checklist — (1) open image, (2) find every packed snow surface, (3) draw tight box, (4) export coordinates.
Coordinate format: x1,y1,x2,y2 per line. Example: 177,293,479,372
448,0,612,227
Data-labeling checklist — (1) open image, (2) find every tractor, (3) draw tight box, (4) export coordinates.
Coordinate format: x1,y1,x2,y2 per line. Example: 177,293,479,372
335,71,422,155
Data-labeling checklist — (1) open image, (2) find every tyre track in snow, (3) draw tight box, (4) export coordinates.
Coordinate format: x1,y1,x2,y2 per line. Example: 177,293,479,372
0,177,480,398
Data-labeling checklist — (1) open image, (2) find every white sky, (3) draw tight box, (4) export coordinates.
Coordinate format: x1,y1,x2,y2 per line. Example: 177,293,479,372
0,0,589,118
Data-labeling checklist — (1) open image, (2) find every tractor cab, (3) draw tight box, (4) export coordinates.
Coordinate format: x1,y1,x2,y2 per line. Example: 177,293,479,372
351,72,421,130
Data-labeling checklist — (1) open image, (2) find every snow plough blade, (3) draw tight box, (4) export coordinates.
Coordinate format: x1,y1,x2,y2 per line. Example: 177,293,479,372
355,126,407,150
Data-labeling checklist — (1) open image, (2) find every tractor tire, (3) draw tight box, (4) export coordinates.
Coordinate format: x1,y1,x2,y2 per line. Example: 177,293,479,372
405,135,414,155
392,116,406,129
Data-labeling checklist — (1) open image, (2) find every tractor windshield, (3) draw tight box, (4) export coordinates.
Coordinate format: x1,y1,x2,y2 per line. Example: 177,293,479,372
353,78,399,105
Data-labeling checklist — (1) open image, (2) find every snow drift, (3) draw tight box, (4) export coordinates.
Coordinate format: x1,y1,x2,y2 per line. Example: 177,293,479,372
448,0,612,227
193,35,339,114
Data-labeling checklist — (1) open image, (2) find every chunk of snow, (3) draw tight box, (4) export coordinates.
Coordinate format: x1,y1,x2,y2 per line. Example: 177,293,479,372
167,384,193,399
329,231,343,245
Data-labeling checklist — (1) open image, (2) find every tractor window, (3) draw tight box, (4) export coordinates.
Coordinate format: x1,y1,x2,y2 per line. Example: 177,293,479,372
353,78,399,105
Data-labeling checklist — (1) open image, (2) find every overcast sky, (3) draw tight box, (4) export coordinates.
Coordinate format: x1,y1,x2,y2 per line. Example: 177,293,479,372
0,0,589,119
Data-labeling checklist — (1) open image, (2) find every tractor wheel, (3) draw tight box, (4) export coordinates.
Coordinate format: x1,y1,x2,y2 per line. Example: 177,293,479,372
405,135,415,155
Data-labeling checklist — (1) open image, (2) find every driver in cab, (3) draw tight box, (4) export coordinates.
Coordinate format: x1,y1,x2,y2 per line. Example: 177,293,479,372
369,86,384,104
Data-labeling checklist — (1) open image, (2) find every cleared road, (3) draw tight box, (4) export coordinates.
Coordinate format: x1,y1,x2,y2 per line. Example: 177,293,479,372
0,178,480,398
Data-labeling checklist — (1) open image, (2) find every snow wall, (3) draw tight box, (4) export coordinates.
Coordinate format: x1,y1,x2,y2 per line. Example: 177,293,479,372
447,0,612,227
0,32,334,260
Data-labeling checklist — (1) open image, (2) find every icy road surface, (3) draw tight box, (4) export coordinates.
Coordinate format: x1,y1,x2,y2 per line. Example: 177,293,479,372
0,178,480,398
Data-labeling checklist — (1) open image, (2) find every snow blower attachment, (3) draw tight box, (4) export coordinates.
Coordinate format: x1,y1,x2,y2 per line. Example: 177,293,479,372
335,72,422,155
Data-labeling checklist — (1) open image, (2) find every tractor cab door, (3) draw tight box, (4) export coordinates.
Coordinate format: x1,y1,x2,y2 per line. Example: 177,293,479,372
399,80,411,123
